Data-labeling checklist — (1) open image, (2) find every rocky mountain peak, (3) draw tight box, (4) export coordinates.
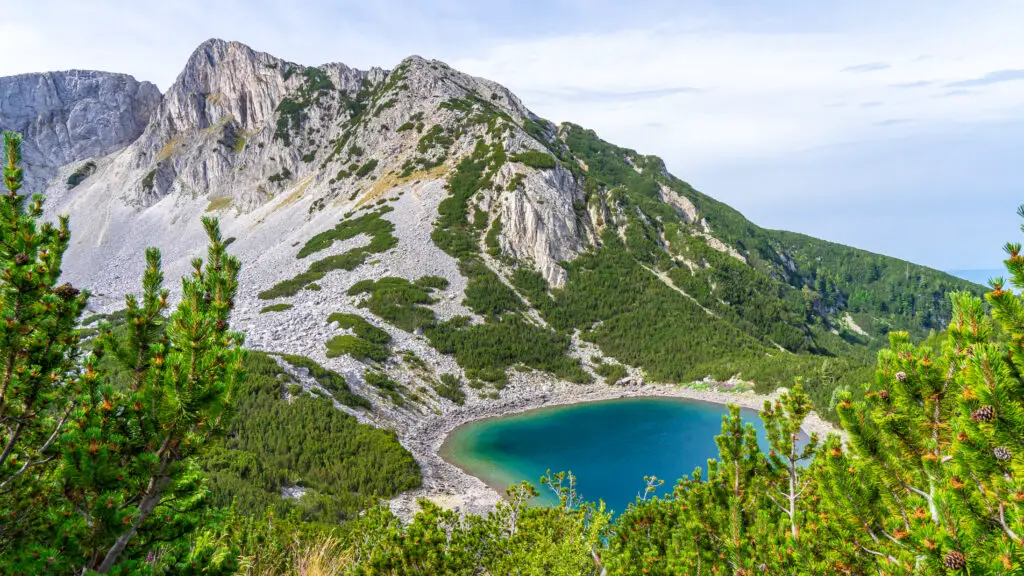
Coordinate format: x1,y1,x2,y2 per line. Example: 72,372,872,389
154,39,290,136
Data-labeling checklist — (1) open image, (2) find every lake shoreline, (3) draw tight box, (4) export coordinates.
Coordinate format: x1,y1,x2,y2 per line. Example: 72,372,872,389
388,378,842,522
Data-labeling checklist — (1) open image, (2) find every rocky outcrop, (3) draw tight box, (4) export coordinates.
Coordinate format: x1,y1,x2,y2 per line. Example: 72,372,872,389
123,39,365,205
491,162,585,287
0,70,160,190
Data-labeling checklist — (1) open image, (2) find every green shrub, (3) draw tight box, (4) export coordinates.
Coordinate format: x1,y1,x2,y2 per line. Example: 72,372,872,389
277,354,370,409
328,313,391,344
485,217,503,256
301,153,315,162
426,316,589,383
347,277,442,332
594,362,628,384
355,159,378,178
460,259,523,317
199,352,414,523
523,117,550,143
268,167,292,184
417,125,454,153
66,161,96,189
414,275,450,290
141,169,156,191
260,209,397,299
274,67,336,145
433,373,466,405
364,371,404,405
511,150,556,169
260,303,294,313
326,334,389,362
508,173,525,191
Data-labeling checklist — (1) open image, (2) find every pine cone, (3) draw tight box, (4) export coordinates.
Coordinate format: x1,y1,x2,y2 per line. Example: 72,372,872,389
895,371,907,382
878,390,890,401
215,319,227,331
14,253,28,265
53,283,80,301
944,550,966,570
971,405,995,422
994,446,1012,461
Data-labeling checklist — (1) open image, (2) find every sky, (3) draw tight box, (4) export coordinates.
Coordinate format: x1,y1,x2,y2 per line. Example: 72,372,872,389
3,0,1023,272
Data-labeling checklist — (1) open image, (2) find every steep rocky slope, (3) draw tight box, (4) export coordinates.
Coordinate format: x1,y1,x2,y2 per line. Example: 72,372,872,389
4,40,981,502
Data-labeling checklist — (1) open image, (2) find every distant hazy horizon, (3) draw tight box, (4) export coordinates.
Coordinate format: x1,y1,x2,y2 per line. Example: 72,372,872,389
947,269,1010,287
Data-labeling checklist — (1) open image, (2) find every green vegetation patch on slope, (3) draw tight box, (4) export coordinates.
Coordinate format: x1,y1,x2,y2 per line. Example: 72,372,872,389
460,259,523,317
259,208,397,299
326,313,392,362
428,316,588,384
511,150,556,170
593,362,628,385
66,160,96,189
199,352,418,523
425,135,589,384
274,67,336,146
433,373,467,405
326,335,389,362
328,312,391,344
347,276,448,332
297,206,395,258
259,303,294,314
363,370,406,406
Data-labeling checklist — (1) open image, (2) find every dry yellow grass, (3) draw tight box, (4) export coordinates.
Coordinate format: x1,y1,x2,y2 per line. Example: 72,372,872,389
250,176,316,228
156,136,183,161
279,176,315,208
238,535,353,576
357,171,401,206
205,197,232,212
205,91,224,105
356,162,449,207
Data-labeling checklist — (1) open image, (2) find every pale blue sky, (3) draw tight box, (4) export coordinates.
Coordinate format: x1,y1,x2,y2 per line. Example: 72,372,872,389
4,1,1023,271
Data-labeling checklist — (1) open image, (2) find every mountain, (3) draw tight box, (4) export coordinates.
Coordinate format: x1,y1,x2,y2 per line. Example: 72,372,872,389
0,69,160,190
2,38,982,434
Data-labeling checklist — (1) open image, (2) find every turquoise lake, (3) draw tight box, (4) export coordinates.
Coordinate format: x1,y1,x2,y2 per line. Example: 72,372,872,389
442,397,802,514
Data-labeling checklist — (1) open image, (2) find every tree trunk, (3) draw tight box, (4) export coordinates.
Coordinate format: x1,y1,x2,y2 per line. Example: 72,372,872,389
95,470,170,573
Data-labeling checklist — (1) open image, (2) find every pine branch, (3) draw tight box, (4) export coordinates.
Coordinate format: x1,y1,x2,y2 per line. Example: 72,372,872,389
0,403,72,491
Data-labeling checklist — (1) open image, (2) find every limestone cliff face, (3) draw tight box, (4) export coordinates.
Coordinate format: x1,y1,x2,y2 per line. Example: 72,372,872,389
124,39,371,206
0,70,160,190
3,39,596,289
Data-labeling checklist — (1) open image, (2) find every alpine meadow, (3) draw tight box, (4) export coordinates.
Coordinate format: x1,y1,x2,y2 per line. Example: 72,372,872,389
0,27,1020,576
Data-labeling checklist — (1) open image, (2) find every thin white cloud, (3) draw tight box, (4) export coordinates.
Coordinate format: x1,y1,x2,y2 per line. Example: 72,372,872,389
842,62,891,73
452,11,1024,172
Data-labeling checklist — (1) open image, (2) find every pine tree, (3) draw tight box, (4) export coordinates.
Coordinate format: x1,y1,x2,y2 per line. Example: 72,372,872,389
0,131,89,558
820,205,1024,574
761,380,819,540
55,217,246,573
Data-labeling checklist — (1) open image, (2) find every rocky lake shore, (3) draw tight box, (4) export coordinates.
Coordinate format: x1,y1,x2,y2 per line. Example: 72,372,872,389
387,376,842,521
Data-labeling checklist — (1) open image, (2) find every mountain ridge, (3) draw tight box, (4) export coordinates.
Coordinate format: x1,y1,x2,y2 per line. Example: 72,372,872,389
0,38,982,481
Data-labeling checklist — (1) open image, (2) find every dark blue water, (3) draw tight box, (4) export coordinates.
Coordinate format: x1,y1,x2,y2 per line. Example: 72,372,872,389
442,397,800,515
